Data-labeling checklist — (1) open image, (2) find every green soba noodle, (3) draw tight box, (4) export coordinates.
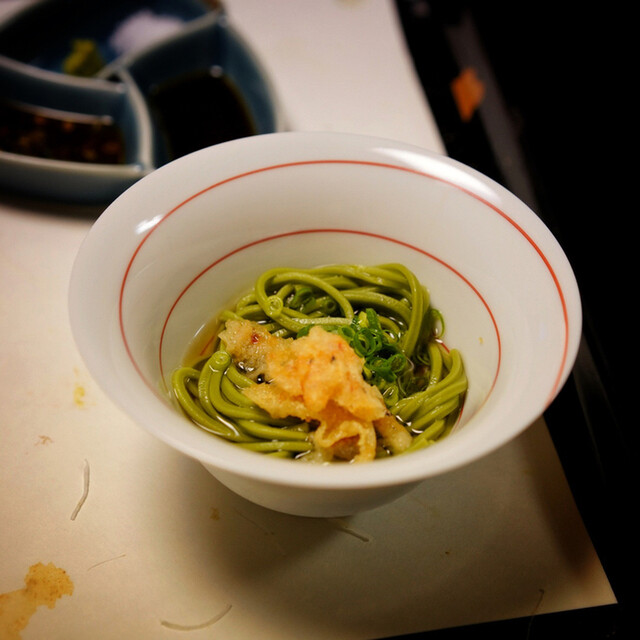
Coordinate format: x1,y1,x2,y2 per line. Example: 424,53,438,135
170,264,467,460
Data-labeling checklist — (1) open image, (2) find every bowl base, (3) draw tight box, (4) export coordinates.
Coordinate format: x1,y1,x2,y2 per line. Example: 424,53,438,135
202,462,421,518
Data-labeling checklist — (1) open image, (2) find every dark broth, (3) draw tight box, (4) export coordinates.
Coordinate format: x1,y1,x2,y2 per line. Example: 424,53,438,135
148,67,257,162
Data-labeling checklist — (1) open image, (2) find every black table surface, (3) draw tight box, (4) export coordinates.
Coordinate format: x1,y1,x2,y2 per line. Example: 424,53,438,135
390,2,635,638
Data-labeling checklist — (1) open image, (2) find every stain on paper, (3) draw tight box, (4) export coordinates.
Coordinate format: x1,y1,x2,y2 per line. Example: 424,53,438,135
326,518,371,542
73,384,86,407
70,459,90,521
35,435,53,446
233,509,286,556
160,603,232,631
0,563,74,639
72,367,91,407
87,554,126,572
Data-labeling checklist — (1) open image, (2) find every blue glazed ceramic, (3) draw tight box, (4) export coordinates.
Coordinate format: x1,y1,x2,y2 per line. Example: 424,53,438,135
0,0,282,204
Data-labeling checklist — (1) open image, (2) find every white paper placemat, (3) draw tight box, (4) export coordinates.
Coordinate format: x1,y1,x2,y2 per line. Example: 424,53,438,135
0,2,615,638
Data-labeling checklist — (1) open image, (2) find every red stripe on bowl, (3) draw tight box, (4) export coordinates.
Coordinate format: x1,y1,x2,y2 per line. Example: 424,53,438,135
119,160,570,408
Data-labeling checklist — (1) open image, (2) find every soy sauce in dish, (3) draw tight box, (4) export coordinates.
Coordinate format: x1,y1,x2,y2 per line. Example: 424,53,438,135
148,66,256,162
0,99,126,164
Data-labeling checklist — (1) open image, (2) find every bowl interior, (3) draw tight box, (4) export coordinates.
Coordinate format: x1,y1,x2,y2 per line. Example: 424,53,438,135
70,133,581,488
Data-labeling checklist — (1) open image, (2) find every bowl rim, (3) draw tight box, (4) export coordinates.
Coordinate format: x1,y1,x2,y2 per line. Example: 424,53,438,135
70,131,583,489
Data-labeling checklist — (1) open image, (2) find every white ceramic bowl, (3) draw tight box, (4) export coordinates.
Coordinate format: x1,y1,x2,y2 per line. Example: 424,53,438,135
69,132,581,517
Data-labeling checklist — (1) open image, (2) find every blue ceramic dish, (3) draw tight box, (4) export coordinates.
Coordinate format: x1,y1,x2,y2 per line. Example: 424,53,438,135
0,0,282,204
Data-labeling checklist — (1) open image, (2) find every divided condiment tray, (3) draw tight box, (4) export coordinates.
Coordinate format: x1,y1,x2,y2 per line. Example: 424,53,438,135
0,0,282,204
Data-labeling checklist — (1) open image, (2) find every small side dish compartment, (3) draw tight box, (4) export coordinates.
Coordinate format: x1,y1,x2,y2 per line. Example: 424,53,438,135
0,0,281,204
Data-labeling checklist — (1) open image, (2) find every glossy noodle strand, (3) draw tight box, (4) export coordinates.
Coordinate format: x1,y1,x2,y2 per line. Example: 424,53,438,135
170,264,467,462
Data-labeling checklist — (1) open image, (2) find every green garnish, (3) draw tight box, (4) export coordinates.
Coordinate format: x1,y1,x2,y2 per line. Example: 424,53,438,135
297,307,413,402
